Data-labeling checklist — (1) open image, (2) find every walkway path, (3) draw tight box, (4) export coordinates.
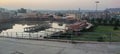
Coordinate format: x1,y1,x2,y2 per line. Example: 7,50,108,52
0,38,120,54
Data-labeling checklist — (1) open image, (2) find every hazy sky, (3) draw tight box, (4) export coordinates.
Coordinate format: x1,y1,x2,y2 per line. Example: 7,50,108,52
0,0,120,10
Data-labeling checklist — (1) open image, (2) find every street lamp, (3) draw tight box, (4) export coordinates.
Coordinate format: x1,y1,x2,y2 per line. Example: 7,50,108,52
95,1,100,12
95,1,100,18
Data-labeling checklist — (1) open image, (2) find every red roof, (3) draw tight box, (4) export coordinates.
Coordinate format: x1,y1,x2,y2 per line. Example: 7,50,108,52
67,21,88,31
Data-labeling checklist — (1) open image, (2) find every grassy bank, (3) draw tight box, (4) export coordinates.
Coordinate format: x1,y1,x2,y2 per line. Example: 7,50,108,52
50,26,120,42
71,26,120,42
94,26,120,32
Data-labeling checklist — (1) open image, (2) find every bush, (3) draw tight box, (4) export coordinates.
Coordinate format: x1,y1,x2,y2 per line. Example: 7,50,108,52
97,37,105,42
113,26,119,30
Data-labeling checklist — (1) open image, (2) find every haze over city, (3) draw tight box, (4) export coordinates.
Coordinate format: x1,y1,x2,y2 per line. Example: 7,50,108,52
0,0,120,10
0,0,120,54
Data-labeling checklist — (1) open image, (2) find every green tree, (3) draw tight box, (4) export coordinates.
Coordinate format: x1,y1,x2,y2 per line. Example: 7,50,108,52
109,19,113,25
96,18,102,25
103,19,107,25
90,18,95,24
113,19,119,30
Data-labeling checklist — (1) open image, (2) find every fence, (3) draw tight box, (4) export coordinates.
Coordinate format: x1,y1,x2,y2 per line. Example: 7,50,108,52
0,32,120,42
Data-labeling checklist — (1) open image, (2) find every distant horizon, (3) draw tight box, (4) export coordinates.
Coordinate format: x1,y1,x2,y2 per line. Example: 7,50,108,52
0,0,120,10
1,7,120,11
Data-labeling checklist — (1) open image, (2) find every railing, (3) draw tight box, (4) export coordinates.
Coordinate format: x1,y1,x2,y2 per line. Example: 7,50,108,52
0,32,47,39
0,32,120,42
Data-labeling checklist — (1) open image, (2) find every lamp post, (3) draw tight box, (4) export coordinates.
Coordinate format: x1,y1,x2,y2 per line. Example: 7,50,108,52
95,1,100,12
95,1,100,18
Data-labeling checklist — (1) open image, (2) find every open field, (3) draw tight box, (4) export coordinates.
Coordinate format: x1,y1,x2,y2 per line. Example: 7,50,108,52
94,26,120,32
70,26,120,42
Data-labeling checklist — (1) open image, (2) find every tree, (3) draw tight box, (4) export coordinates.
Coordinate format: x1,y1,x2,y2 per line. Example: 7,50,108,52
97,36,105,42
113,19,119,30
96,18,102,25
109,19,113,25
103,19,107,25
90,18,95,24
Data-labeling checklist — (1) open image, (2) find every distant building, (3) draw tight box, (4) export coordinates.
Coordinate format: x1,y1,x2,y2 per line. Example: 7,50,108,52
103,8,120,19
105,8,120,13
0,12,11,23
80,11,105,19
17,13,27,18
0,8,5,12
53,13,76,20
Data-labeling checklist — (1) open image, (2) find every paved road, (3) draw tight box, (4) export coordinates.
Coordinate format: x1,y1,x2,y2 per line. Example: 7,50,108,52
0,38,120,54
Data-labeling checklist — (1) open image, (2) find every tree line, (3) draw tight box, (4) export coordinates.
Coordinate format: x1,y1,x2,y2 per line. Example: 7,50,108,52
82,17,120,30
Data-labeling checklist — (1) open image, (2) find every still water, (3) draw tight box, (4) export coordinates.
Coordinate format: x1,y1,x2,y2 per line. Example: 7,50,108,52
0,21,67,38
